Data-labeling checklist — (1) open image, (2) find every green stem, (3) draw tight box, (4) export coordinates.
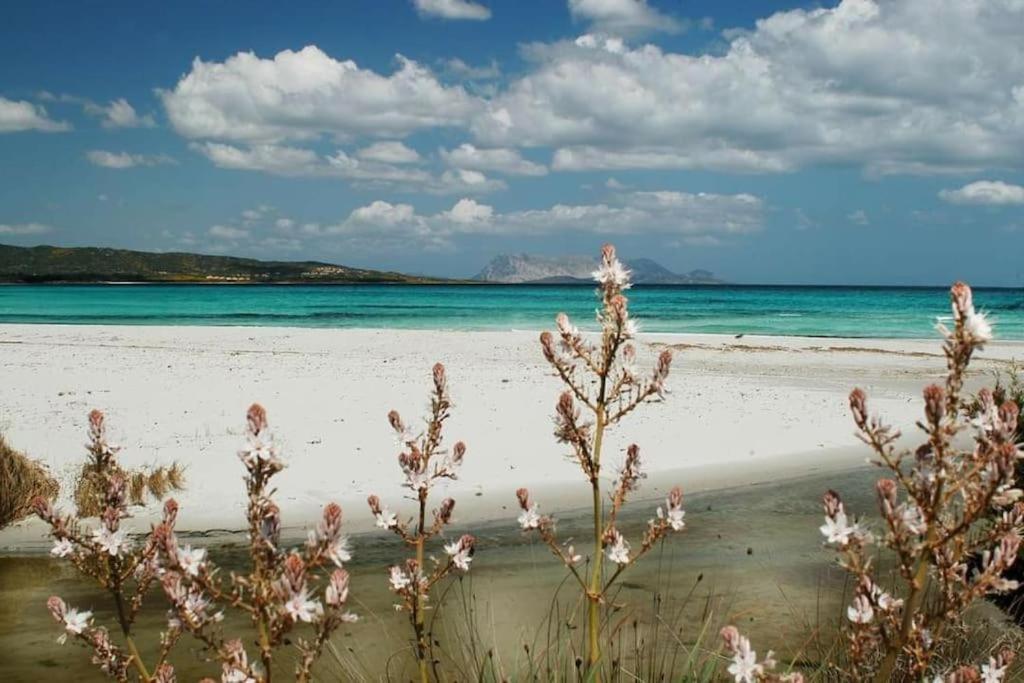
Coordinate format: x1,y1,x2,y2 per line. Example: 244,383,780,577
415,495,430,683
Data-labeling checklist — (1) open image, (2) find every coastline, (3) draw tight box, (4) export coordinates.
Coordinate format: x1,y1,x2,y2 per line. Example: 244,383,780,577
2,324,1020,552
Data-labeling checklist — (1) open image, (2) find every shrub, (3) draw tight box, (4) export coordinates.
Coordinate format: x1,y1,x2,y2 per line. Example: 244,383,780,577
0,432,58,529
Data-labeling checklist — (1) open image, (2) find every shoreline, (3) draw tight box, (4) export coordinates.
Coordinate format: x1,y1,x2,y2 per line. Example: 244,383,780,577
1,324,1020,552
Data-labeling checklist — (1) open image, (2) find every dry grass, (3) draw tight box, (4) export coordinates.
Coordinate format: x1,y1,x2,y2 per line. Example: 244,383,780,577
0,432,59,529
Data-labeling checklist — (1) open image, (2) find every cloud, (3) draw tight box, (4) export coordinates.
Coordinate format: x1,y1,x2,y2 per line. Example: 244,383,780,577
0,222,52,235
308,189,763,250
357,141,421,164
568,0,682,36
194,141,505,194
847,209,870,225
209,224,250,240
443,58,501,80
0,97,69,133
160,46,482,143
473,0,1024,175
413,0,491,21
441,143,548,176
86,150,177,169
939,180,1024,206
85,98,156,128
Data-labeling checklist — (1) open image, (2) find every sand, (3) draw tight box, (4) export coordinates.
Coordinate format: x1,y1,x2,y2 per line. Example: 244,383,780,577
1,324,1020,550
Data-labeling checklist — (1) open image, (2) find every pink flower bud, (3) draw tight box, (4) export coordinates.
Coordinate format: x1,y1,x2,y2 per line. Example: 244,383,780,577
452,441,466,467
283,552,306,594
720,625,741,652
438,497,455,524
246,403,268,436
540,331,556,362
47,595,67,622
923,385,945,426
387,410,404,435
951,281,973,322
823,489,843,518
516,488,531,510
326,568,350,607
367,494,382,515
432,362,446,394
849,388,868,429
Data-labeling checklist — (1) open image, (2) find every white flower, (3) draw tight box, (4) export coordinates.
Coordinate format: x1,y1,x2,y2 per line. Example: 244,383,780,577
283,588,323,623
565,545,583,565
605,531,630,565
223,667,256,683
868,582,903,611
328,537,352,567
897,504,926,535
819,508,860,546
176,545,206,577
389,566,411,592
592,260,631,289
518,504,540,530
965,310,993,345
727,635,762,683
445,538,473,571
50,538,74,558
981,657,1007,683
374,508,398,530
623,319,639,338
657,504,686,531
63,608,92,635
847,595,874,624
92,527,132,557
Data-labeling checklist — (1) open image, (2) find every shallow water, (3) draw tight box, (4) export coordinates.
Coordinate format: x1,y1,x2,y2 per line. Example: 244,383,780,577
2,284,1023,338
0,467,887,681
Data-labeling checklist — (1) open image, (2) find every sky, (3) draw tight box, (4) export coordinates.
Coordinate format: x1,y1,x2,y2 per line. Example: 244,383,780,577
1,0,1023,286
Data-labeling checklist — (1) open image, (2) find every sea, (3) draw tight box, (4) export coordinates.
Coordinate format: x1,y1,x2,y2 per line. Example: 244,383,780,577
1,283,1023,339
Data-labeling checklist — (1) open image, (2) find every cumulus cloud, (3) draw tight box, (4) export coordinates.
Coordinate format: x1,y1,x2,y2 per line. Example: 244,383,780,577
847,209,870,225
0,222,52,235
209,224,250,240
568,0,682,36
357,141,421,164
441,143,548,176
0,97,69,133
160,46,481,143
305,189,763,250
443,58,501,81
85,98,155,128
473,0,1024,175
193,141,504,194
413,0,491,21
86,150,177,169
939,180,1024,206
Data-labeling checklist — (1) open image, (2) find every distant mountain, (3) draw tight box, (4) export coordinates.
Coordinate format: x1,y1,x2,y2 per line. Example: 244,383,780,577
0,244,443,284
473,253,724,284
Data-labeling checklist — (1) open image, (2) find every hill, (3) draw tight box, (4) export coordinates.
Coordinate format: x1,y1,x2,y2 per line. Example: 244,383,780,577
473,253,723,284
0,244,442,284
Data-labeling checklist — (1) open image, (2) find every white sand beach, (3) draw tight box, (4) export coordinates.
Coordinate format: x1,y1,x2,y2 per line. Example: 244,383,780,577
1,324,1020,549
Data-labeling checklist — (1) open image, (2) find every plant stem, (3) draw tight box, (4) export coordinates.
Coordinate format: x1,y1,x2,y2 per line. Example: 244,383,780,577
587,409,606,676
416,494,429,683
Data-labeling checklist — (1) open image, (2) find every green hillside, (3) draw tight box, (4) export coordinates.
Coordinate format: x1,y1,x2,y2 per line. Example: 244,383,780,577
0,244,443,284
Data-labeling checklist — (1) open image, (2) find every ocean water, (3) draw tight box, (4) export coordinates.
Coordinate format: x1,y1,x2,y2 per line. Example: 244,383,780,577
1,284,1023,339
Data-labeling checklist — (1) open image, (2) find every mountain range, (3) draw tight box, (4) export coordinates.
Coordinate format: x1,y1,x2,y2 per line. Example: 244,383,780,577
473,253,722,284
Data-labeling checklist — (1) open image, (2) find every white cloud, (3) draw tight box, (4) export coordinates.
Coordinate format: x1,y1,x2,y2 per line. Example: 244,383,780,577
86,150,177,169
160,46,481,143
194,141,505,194
568,0,682,36
85,98,155,128
443,58,501,80
0,97,69,133
357,141,421,164
209,224,250,240
441,143,548,176
939,180,1024,206
413,0,491,21
315,189,762,250
0,222,52,235
473,0,1024,175
847,209,870,225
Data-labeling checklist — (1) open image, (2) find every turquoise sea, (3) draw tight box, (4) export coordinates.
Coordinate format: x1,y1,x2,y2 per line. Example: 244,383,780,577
1,284,1023,339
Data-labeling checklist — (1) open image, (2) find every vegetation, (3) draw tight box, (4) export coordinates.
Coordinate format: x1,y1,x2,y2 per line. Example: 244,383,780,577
0,433,58,529
25,247,1024,682
0,243,443,284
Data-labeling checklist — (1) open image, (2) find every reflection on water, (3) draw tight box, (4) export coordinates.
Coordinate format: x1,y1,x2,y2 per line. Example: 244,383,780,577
0,468,881,681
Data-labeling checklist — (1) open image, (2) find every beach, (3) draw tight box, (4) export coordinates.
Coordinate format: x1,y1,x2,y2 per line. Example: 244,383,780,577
1,323,1019,550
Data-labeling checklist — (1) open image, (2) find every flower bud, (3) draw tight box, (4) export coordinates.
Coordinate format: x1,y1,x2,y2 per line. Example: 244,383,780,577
923,385,945,426
47,595,67,622
432,362,446,394
540,331,556,363
452,441,466,467
951,281,973,322
438,497,455,524
720,625,740,652
282,552,306,594
326,568,350,607
246,403,268,436
387,410,404,435
367,494,382,515
849,388,868,429
163,499,179,526
516,487,531,510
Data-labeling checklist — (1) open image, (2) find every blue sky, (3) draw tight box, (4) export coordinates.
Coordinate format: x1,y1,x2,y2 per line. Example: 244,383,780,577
1,0,1023,285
